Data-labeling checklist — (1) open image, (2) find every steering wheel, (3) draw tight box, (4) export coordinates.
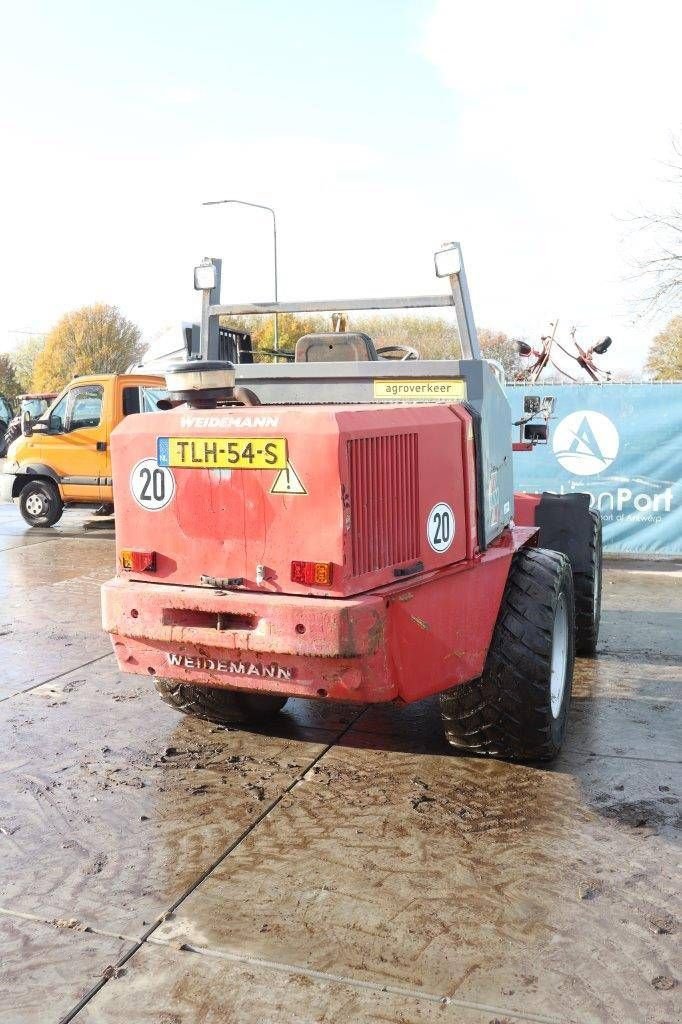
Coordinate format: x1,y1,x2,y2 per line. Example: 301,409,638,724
376,345,420,361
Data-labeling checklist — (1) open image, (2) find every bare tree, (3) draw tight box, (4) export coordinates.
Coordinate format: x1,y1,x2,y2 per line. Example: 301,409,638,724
632,139,682,317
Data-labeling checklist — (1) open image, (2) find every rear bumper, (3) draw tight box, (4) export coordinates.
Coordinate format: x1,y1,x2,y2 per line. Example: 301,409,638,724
102,578,395,702
102,530,530,705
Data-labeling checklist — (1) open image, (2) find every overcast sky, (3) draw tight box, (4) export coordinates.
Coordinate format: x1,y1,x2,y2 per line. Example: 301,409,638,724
0,0,679,373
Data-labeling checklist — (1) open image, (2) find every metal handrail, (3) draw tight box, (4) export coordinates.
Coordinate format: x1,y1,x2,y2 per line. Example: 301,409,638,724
210,294,455,317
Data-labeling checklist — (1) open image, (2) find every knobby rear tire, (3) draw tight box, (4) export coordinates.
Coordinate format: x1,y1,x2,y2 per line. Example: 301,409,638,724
154,678,288,726
440,547,575,762
573,509,602,657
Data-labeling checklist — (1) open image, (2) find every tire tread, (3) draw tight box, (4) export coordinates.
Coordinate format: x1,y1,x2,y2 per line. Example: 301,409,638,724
155,678,288,725
440,547,575,762
574,509,602,656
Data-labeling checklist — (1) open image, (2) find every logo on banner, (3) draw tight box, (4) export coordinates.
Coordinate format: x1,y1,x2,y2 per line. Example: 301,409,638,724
552,411,619,476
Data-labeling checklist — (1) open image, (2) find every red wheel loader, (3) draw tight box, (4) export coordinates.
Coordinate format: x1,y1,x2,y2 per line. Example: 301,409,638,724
102,243,602,761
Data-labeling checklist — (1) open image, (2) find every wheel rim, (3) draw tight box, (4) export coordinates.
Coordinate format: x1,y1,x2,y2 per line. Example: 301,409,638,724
25,493,46,517
550,592,569,718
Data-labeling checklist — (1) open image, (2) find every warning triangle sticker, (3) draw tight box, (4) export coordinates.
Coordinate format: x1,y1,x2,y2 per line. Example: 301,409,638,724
270,461,307,495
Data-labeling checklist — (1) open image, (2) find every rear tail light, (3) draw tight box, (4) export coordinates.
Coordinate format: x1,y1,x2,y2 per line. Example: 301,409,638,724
120,549,156,572
290,561,333,586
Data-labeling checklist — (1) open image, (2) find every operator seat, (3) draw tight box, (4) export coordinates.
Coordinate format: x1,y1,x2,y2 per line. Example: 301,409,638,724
295,332,379,362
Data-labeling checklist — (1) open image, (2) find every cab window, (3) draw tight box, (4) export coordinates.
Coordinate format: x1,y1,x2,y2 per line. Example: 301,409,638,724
0,396,12,421
48,393,69,432
22,398,48,418
122,385,167,415
68,385,103,431
141,386,167,412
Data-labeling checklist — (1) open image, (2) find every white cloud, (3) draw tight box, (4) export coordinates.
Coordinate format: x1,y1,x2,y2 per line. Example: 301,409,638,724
1,2,679,380
0,133,408,359
419,0,682,370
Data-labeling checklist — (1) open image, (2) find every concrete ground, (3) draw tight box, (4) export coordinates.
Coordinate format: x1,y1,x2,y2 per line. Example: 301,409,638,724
0,501,679,1024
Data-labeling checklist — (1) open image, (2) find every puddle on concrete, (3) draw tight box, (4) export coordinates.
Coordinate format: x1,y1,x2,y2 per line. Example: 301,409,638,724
0,660,341,935
1,518,680,1023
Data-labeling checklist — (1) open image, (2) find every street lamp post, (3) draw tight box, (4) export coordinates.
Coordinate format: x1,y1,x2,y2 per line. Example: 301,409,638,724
202,199,279,353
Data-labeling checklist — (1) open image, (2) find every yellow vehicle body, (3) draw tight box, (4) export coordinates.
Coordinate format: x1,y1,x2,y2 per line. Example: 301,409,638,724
1,373,165,525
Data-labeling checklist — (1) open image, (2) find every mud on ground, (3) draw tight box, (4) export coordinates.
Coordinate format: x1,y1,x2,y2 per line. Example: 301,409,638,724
0,502,679,1024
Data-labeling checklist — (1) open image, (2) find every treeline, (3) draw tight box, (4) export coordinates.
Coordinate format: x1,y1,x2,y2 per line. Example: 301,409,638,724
220,311,525,377
0,305,144,401
2,303,678,406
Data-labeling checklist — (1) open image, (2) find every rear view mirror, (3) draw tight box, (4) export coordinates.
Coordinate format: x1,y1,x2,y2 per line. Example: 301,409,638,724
21,410,33,437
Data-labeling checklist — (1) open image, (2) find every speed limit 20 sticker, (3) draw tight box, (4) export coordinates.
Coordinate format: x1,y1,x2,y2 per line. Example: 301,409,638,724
130,458,175,510
427,502,455,553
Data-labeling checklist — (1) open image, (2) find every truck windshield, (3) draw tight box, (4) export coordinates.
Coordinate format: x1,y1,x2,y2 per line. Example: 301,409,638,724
21,398,50,418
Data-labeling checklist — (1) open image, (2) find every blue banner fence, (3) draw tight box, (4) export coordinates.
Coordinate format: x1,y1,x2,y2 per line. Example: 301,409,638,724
506,382,682,557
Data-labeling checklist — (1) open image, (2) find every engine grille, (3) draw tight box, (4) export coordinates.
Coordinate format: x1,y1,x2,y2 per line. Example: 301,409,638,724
347,432,420,576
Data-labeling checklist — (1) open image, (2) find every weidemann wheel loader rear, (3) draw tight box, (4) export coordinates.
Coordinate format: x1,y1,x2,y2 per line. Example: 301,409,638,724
102,242,602,761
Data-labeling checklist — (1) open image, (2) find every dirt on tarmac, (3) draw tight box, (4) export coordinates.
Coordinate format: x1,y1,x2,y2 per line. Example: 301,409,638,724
0,502,679,1024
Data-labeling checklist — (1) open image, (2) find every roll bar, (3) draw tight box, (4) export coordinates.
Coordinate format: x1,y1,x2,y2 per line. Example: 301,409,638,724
194,241,481,362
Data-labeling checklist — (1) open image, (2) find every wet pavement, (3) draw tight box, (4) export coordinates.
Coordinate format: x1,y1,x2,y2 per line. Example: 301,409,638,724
0,501,680,1024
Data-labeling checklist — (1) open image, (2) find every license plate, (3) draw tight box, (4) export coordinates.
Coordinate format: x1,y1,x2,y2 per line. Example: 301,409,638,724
157,437,287,470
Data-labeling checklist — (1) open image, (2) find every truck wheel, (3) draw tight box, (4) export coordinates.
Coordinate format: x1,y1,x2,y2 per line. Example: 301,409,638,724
440,548,575,762
154,678,288,725
573,509,602,657
19,479,64,527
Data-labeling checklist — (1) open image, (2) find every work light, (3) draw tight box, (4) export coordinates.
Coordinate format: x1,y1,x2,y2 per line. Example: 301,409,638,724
194,259,217,291
434,243,462,278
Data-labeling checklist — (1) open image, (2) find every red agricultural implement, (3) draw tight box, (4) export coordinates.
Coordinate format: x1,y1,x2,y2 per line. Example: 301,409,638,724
102,243,602,761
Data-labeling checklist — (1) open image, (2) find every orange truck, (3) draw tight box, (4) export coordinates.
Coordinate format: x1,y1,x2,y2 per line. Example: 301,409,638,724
1,373,165,526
